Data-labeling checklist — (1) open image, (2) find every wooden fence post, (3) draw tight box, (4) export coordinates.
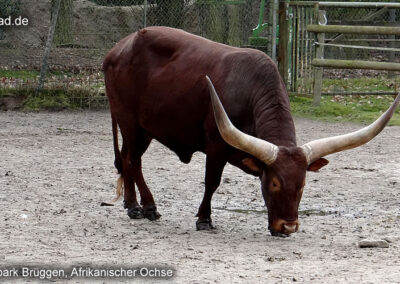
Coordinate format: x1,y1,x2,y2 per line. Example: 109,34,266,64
312,9,325,106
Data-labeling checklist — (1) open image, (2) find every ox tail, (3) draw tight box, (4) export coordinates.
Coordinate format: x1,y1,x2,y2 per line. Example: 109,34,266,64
112,175,124,202
111,113,124,202
112,114,123,174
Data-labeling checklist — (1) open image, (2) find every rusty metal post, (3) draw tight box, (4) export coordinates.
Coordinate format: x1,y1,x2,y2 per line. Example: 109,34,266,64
271,0,278,62
312,8,325,106
278,1,290,87
388,4,396,78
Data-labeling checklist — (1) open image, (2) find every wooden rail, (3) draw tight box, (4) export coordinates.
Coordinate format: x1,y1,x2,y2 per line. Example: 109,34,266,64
312,59,400,71
290,1,400,8
308,23,400,105
307,24,400,36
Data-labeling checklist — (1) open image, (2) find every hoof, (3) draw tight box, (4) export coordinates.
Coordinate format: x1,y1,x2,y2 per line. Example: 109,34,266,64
127,207,144,219
143,206,161,221
270,230,289,238
196,219,216,231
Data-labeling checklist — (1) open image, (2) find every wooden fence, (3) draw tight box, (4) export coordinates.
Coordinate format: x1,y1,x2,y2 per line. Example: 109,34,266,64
277,1,400,104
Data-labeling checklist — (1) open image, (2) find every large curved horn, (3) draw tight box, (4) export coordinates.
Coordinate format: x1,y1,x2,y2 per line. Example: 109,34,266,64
206,76,279,165
301,93,400,165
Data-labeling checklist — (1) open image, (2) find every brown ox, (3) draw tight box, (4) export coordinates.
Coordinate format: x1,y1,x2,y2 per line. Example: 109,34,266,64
103,26,399,237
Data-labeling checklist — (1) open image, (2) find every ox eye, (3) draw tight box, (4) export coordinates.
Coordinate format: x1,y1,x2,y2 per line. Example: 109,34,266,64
270,177,281,192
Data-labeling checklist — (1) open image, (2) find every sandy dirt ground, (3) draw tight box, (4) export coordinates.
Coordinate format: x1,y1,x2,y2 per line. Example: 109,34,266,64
0,110,399,283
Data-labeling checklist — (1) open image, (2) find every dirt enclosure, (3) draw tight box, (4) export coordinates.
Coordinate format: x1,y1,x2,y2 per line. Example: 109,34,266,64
1,110,399,283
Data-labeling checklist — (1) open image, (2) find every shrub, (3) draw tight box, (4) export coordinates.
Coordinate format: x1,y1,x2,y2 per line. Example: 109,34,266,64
0,0,21,40
87,0,149,6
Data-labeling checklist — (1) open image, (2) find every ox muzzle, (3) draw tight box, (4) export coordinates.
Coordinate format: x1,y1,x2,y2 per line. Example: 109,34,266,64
269,219,299,237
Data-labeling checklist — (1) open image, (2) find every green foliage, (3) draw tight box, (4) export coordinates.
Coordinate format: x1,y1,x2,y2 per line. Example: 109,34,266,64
0,88,75,110
0,0,20,18
52,0,73,45
88,0,145,6
23,91,71,111
147,0,184,28
249,37,268,47
290,95,400,126
0,0,21,39
204,3,243,45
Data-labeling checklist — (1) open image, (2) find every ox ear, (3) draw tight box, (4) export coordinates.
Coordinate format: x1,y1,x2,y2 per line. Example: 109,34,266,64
307,158,329,172
241,158,263,174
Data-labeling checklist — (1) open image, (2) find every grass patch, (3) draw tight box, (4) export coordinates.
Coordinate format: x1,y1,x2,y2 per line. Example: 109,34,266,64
0,70,39,81
1,71,399,122
290,95,400,126
0,87,107,111
323,76,400,93
0,69,106,110
0,69,79,81
24,91,74,111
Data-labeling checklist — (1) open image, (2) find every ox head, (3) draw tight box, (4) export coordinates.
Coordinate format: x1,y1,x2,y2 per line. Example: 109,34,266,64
206,76,400,237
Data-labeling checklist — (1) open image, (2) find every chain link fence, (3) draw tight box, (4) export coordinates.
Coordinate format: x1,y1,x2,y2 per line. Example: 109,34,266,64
0,0,265,108
0,0,399,109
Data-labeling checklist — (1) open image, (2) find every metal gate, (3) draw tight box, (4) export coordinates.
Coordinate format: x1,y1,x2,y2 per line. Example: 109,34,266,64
278,2,317,97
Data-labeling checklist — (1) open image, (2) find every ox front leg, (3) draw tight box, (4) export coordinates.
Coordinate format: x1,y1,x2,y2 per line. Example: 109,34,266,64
132,159,161,221
196,151,226,230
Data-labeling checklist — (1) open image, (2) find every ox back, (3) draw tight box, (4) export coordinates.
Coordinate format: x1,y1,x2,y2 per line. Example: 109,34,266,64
103,26,300,231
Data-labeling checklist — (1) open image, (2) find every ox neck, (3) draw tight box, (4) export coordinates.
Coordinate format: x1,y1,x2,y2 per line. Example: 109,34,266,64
252,90,297,148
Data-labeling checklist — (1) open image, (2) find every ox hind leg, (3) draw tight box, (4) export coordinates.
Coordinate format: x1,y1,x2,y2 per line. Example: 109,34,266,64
120,142,143,219
121,126,160,220
196,146,227,230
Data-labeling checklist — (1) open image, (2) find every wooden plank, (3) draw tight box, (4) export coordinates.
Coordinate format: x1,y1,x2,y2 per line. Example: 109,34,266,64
326,7,388,44
312,59,400,71
307,24,400,35
289,2,400,8
319,2,400,8
316,42,400,53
